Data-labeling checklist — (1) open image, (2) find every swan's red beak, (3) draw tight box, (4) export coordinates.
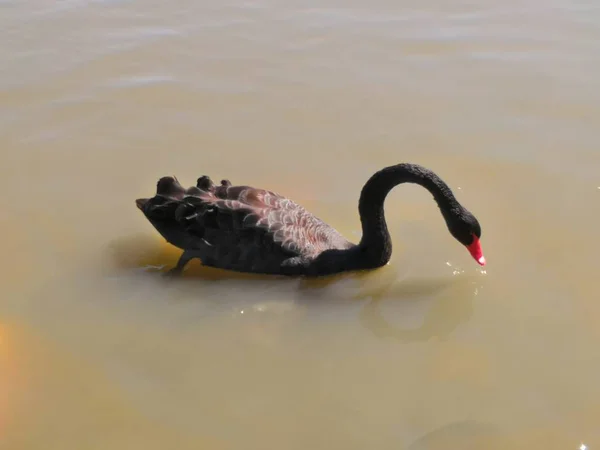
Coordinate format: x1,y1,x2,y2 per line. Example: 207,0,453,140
466,236,486,266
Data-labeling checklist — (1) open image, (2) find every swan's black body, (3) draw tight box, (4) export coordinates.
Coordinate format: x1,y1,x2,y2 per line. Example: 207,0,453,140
136,163,485,277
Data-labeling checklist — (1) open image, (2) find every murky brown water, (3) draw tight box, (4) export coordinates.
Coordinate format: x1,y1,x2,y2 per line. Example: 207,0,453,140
2,0,600,449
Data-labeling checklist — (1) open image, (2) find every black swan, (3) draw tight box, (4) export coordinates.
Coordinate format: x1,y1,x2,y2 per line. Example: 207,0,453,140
135,163,485,277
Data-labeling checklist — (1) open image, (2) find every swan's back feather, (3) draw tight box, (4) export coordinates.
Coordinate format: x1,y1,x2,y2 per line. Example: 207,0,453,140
142,176,353,273
181,183,353,257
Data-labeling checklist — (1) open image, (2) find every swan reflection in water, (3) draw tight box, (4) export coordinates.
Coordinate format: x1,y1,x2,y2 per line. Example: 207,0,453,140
105,234,498,449
107,232,486,342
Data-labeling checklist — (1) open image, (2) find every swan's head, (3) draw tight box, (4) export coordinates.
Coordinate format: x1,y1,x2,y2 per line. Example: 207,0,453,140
447,208,485,266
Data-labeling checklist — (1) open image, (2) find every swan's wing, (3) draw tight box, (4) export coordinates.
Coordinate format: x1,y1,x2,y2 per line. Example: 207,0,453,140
176,183,353,259
140,175,353,273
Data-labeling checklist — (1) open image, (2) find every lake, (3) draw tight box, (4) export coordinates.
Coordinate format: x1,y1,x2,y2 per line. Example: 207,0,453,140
1,0,599,448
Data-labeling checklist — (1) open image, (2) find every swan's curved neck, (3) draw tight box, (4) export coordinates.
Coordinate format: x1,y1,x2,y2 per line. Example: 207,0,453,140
356,163,458,268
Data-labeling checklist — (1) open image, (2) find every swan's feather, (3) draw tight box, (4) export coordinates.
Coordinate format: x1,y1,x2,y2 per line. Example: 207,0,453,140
142,176,353,273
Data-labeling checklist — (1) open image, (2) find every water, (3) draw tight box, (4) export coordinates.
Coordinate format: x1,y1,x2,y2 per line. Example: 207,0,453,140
1,0,599,449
